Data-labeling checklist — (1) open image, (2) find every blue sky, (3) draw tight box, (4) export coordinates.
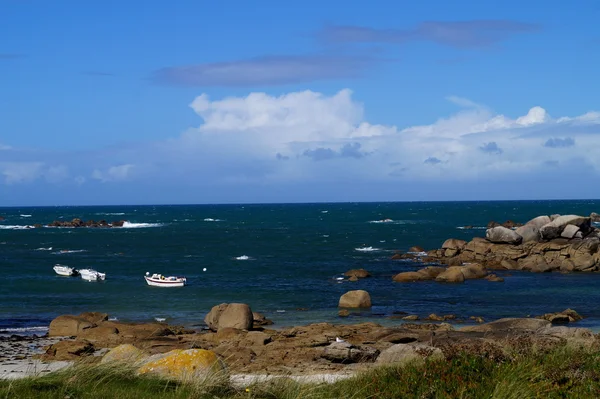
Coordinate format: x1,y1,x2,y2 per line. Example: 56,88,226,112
1,0,599,205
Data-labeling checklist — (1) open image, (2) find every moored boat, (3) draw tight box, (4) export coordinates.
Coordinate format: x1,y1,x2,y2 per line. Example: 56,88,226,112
79,268,106,282
144,272,187,287
53,264,77,276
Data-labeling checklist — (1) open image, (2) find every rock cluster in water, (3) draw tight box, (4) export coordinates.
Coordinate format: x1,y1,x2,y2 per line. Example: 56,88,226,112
45,218,126,228
425,213,600,273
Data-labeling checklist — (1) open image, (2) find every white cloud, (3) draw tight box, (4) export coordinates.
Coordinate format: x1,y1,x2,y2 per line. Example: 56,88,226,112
178,89,600,184
0,162,44,184
2,89,600,202
0,143,11,150
92,164,135,182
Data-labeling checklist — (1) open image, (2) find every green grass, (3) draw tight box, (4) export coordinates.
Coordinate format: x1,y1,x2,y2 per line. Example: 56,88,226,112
4,346,600,398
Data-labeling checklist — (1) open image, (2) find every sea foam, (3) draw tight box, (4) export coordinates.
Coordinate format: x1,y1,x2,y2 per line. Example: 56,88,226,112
120,222,164,228
355,246,380,252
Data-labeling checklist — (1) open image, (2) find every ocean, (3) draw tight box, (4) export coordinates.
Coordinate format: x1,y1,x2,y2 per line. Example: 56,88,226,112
2,200,600,336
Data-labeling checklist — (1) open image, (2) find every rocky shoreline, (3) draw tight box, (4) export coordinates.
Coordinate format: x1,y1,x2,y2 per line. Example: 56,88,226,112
2,303,597,382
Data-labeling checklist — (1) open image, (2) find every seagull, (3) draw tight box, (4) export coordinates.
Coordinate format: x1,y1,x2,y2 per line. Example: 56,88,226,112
335,337,346,343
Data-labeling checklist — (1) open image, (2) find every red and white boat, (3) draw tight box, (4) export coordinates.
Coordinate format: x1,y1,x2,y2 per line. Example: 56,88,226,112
144,272,187,287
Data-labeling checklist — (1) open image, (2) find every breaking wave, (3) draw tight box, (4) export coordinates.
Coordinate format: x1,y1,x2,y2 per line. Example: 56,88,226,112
120,222,164,228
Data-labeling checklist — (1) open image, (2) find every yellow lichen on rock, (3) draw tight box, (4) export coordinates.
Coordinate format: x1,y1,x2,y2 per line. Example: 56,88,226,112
137,349,226,382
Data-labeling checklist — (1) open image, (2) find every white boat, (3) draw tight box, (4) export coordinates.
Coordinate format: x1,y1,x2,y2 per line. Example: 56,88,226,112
144,272,187,287
53,264,77,276
79,268,106,282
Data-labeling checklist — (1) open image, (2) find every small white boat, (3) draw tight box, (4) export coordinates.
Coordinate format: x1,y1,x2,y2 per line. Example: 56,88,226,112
79,268,106,282
144,272,187,287
53,264,77,276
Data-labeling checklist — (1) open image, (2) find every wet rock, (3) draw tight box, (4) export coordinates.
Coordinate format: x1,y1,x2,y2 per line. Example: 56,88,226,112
338,309,350,317
435,266,465,283
402,315,419,321
485,274,504,282
252,312,273,327
427,314,444,322
408,246,425,253
536,309,583,324
344,269,371,279
339,290,372,308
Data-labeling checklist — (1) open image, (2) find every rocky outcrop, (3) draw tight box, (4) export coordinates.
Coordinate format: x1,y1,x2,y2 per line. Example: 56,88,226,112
423,213,600,275
536,309,583,324
45,218,126,228
339,290,372,308
38,310,598,376
393,264,488,285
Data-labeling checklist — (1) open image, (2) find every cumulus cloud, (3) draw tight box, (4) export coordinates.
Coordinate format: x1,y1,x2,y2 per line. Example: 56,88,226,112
3,89,600,204
153,54,379,87
92,164,135,182
319,20,540,48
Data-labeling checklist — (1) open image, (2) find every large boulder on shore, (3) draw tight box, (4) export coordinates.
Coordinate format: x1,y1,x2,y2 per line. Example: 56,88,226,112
486,226,522,244
49,315,95,337
204,303,253,331
137,349,226,382
339,290,372,308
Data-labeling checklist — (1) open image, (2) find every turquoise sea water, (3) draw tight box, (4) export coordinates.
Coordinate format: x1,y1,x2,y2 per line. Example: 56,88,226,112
1,200,600,334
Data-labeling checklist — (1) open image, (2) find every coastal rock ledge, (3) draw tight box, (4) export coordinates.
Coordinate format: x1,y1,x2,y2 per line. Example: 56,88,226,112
426,213,600,273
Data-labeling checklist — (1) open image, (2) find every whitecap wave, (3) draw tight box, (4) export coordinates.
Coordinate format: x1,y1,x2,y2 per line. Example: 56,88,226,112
95,212,125,216
456,226,486,230
203,218,222,222
321,210,329,214
0,225,35,230
52,249,87,254
235,255,252,260
0,326,48,333
108,317,118,321
120,222,164,228
154,317,166,322
35,247,53,251
20,214,32,217
368,219,395,224
408,251,428,257
355,246,380,252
